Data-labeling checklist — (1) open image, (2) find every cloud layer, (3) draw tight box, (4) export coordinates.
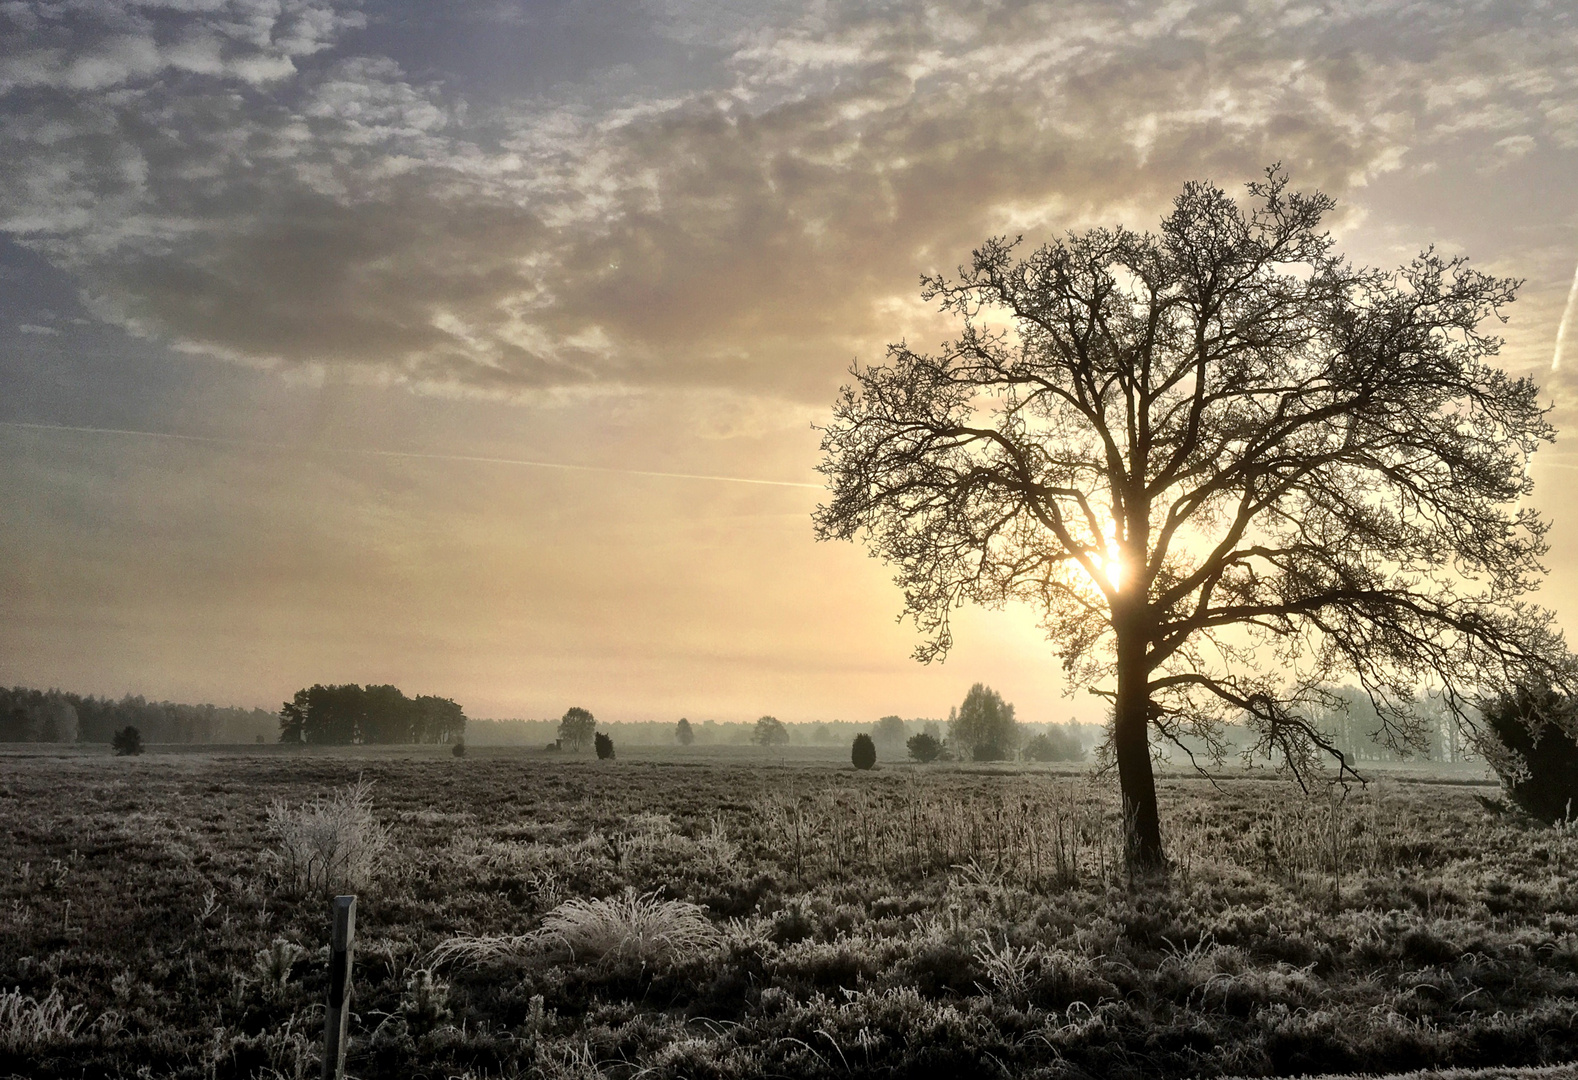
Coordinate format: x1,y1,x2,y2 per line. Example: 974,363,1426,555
4,0,1577,400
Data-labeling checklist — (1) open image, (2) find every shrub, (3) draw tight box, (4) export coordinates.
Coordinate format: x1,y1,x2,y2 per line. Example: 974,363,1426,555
451,738,466,758
907,733,941,763
852,734,876,770
537,889,720,968
265,778,391,898
676,717,694,745
0,987,85,1051
595,732,615,760
111,725,143,756
1483,686,1578,823
1024,726,1086,762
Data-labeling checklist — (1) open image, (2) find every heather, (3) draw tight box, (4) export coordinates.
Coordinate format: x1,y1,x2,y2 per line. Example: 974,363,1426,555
2,747,1575,1079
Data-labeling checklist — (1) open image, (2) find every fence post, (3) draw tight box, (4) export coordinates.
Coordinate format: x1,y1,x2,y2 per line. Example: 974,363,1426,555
323,895,356,1080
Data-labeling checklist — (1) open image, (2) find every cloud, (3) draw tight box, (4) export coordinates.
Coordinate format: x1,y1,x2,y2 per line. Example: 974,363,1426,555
2,0,1576,401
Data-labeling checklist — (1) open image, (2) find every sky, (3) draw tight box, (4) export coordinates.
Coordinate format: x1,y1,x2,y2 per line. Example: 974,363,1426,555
2,0,1577,725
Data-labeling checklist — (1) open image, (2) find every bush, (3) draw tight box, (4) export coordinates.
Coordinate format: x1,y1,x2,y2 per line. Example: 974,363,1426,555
852,733,876,770
451,739,466,758
906,733,942,763
110,725,143,756
265,778,391,897
1024,726,1086,762
595,731,615,760
1484,686,1578,823
537,889,719,968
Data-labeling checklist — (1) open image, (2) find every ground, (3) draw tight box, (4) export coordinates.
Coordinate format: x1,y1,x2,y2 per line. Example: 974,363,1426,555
2,744,1577,1079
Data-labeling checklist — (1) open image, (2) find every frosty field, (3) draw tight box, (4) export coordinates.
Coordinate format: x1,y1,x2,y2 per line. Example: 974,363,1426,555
3,746,1577,1079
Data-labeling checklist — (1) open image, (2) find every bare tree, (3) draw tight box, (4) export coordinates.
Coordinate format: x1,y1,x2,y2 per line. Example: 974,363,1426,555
814,168,1573,871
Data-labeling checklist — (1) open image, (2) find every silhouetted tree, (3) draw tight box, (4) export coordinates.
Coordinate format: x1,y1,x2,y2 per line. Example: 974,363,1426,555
676,717,694,745
907,732,942,763
851,733,876,770
815,168,1574,870
950,684,1018,761
111,725,144,756
753,715,789,747
1483,686,1578,823
558,707,596,753
595,731,615,760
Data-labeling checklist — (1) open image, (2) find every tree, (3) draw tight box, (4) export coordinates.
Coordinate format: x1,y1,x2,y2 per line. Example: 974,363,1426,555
558,707,596,753
907,732,942,763
1482,686,1578,823
753,715,789,747
1024,726,1086,762
111,725,144,756
851,733,876,769
873,715,907,747
676,717,695,745
595,731,616,760
814,168,1573,870
950,684,1019,761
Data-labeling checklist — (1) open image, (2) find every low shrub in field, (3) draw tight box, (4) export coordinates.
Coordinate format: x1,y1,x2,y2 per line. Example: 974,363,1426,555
852,734,876,770
110,725,143,756
538,889,720,967
1483,686,1578,823
0,987,85,1052
595,732,615,760
907,732,941,763
265,777,390,898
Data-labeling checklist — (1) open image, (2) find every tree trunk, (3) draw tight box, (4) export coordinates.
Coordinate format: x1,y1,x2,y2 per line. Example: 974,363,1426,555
1113,619,1165,874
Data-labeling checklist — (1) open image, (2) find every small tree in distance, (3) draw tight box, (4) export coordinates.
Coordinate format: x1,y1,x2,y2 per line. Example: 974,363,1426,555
814,167,1575,870
907,732,942,763
558,707,596,753
111,725,144,756
873,715,907,746
754,715,789,747
595,732,615,760
951,684,1018,761
851,733,876,770
676,717,694,745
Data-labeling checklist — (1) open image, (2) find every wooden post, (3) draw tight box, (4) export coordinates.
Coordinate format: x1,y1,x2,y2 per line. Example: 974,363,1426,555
323,895,356,1080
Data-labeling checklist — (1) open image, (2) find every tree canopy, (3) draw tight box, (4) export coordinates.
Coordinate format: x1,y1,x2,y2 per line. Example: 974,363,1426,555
814,168,1574,869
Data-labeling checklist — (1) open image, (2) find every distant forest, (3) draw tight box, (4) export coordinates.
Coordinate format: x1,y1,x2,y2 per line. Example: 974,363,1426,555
0,686,275,743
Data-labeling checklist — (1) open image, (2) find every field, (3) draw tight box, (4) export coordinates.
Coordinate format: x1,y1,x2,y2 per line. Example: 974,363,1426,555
4,745,1578,1079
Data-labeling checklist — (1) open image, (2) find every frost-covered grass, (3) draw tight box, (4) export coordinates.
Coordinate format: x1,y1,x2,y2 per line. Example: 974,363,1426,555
1,750,1574,1078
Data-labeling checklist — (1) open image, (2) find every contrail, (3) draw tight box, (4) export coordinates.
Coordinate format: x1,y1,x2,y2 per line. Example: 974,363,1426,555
1555,258,1578,371
0,420,824,489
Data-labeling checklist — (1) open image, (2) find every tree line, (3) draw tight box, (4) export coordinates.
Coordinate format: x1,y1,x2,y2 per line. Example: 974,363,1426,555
277,684,466,745
0,686,275,744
